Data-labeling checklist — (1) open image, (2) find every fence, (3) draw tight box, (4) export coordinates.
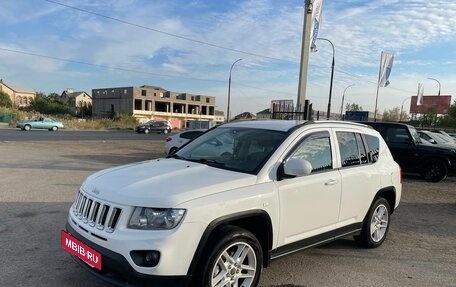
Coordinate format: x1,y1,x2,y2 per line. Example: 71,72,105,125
0,112,12,123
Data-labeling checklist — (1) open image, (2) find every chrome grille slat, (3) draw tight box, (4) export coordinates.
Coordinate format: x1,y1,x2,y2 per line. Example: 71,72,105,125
71,191,122,233
88,202,100,227
106,208,121,233
96,204,109,230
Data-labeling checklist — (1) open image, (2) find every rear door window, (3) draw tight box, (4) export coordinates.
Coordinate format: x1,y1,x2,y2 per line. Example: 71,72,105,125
336,132,365,167
365,134,380,163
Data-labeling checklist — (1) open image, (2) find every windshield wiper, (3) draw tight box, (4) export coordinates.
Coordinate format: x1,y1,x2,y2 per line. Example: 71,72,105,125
189,158,225,167
167,154,186,160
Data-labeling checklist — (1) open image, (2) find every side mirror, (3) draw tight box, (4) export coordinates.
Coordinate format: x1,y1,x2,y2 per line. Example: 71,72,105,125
429,139,437,144
284,158,312,177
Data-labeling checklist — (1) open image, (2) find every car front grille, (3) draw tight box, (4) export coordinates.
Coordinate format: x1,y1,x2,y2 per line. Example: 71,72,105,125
72,191,122,233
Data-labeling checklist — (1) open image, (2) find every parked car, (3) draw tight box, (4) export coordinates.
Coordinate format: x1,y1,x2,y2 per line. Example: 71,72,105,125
165,129,206,154
16,117,64,131
62,120,401,287
418,130,456,146
430,129,456,143
135,120,171,134
360,121,456,182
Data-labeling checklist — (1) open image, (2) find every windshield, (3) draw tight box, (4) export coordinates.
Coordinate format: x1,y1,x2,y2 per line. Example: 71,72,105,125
174,127,287,174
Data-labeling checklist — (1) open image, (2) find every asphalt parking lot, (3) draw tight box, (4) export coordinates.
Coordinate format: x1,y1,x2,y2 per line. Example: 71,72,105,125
0,133,455,287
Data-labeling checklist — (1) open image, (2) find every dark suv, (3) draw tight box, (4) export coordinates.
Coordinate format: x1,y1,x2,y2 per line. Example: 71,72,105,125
360,121,456,182
135,120,171,134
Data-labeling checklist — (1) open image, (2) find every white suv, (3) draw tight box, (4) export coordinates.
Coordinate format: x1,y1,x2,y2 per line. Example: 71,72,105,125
62,120,401,287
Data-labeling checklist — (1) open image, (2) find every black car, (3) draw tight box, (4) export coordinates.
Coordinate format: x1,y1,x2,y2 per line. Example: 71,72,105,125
360,121,456,182
135,121,171,134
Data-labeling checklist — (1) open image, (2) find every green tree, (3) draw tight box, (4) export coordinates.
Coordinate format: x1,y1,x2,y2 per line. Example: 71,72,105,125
26,92,72,115
345,102,363,112
439,100,456,128
382,107,408,122
0,91,12,108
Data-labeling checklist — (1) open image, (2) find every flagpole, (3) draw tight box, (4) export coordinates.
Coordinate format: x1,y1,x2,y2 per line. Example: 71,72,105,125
374,52,383,122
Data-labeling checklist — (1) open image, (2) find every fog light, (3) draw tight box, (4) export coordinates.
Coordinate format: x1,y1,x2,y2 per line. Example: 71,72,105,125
130,250,160,267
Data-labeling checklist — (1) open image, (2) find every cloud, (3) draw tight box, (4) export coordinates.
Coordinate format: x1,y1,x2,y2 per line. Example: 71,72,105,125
1,0,455,115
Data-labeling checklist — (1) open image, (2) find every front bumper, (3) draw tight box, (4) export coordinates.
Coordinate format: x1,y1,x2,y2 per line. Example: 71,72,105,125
65,223,191,287
135,127,147,133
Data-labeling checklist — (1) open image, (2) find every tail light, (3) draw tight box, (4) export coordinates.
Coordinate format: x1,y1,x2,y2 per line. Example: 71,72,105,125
165,137,172,142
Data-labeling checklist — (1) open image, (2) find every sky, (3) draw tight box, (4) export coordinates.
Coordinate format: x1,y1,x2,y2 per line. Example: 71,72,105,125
1,0,455,117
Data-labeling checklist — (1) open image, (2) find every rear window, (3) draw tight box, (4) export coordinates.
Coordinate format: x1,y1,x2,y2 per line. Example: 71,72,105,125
385,127,410,143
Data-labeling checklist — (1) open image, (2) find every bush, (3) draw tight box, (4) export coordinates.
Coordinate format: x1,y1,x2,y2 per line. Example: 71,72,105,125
0,91,12,108
61,114,138,130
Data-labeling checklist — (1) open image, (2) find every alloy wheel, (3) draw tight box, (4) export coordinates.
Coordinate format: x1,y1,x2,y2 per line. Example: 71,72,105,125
370,204,388,242
210,242,257,287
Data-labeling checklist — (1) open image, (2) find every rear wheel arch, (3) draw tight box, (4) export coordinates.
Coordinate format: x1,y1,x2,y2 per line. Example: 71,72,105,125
374,186,396,214
187,210,273,278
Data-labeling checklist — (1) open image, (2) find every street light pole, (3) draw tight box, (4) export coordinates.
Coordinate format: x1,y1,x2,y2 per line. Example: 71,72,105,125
340,84,355,119
314,37,335,120
226,58,242,122
427,77,441,96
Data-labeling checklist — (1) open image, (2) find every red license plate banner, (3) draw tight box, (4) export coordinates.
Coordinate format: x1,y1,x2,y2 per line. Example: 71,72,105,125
61,230,102,270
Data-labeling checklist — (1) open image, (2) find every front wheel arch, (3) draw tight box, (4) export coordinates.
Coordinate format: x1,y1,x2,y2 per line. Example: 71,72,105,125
187,210,273,280
198,225,263,287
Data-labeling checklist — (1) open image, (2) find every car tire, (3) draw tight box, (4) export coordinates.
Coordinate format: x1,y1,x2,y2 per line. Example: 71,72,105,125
198,226,262,287
51,126,58,131
144,129,150,134
24,125,31,131
421,159,447,182
355,197,391,248
163,129,169,134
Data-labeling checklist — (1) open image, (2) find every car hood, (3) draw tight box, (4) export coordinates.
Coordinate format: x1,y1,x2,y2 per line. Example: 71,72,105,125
81,158,256,207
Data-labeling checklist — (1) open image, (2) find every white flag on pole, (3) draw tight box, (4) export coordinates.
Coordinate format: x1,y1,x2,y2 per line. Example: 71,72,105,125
416,83,424,106
378,51,394,87
310,0,323,51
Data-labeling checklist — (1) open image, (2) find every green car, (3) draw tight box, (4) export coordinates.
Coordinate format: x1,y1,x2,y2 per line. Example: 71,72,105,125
16,117,64,131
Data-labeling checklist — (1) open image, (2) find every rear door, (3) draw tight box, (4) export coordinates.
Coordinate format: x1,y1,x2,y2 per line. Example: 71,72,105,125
334,129,380,229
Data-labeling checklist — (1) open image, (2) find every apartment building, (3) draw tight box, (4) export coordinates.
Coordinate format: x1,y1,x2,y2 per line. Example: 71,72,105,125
92,85,217,129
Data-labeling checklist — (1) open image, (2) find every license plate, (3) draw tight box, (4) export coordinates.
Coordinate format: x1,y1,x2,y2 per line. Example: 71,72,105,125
61,230,102,270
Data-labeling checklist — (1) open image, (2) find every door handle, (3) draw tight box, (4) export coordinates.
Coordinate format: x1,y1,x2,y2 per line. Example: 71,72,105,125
324,179,338,186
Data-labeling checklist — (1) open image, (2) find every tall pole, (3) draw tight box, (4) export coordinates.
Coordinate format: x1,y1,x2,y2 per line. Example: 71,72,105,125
427,77,441,96
314,37,335,120
226,58,242,122
297,0,314,112
340,84,355,118
374,52,383,122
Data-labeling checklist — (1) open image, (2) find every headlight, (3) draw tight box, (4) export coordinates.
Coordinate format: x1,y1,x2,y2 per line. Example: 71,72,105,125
128,207,186,230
